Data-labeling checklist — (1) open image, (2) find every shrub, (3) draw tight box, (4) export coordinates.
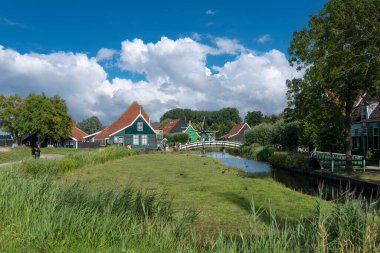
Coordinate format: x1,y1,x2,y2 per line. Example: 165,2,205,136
269,152,308,170
245,123,274,146
255,146,275,161
164,133,189,145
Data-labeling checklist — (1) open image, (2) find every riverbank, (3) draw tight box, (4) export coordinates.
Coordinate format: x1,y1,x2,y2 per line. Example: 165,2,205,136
59,152,330,235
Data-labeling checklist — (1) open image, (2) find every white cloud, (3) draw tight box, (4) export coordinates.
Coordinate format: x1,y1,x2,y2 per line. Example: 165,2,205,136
257,34,271,44
0,37,300,124
205,10,216,15
96,48,117,61
214,37,247,55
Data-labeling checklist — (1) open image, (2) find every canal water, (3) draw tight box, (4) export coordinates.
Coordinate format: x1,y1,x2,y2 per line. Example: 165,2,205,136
206,152,379,200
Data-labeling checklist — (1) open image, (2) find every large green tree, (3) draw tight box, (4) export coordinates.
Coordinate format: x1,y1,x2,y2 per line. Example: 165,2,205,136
77,116,104,134
0,94,23,144
288,0,380,171
244,111,263,127
15,94,72,146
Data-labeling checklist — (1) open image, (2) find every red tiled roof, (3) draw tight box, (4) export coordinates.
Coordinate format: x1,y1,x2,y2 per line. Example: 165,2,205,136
70,118,87,141
223,123,249,138
72,127,87,141
94,101,150,140
150,122,161,130
163,119,181,134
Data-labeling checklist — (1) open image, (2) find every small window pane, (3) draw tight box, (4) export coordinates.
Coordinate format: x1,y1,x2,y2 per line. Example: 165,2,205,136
133,135,139,145
142,135,148,145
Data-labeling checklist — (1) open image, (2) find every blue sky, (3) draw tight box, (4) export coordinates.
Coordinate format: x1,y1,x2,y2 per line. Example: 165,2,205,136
0,0,326,122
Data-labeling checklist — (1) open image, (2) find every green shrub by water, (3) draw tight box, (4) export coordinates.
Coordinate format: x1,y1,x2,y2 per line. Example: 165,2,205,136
18,146,138,176
269,152,308,170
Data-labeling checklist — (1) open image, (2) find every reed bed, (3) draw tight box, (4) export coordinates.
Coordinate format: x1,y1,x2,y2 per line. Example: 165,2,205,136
18,146,138,176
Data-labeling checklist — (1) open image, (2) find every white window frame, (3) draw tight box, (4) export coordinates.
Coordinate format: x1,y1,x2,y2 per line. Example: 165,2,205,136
118,136,124,145
374,127,379,150
133,135,139,145
141,135,148,145
137,122,143,131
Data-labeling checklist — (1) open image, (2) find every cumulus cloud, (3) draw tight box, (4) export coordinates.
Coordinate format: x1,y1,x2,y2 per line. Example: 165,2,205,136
0,37,300,124
96,48,117,61
257,34,272,44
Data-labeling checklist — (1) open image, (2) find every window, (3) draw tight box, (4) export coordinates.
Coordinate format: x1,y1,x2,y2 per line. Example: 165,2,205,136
141,135,148,145
114,136,124,144
118,136,124,144
374,128,379,150
133,135,139,145
137,122,143,131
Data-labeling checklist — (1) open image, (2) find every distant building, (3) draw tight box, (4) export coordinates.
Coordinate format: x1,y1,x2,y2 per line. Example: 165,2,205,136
0,131,13,147
351,95,380,156
94,101,157,149
183,124,200,143
162,119,188,134
222,123,251,142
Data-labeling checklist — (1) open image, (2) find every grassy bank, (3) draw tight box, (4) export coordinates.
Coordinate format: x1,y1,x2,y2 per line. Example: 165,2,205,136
0,147,30,164
60,153,329,235
0,167,378,252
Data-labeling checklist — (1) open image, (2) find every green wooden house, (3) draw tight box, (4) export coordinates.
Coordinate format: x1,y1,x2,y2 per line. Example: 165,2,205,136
94,101,156,149
183,124,200,143
351,95,380,156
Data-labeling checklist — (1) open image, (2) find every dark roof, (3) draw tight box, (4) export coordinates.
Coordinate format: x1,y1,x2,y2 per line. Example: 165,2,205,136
223,123,250,139
163,119,181,134
94,101,150,140
352,94,380,122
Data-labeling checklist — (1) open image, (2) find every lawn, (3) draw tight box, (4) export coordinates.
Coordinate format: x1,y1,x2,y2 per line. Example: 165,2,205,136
0,146,98,164
338,171,380,185
60,152,329,235
0,147,30,164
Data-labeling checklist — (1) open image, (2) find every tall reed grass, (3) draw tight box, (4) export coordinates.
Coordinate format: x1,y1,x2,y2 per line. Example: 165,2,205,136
18,146,138,176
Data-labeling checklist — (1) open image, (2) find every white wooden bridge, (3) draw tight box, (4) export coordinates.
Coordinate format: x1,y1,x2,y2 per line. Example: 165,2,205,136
180,141,242,150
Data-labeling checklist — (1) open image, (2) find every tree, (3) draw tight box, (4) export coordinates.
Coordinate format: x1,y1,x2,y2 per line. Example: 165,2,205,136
288,0,380,171
245,111,263,126
77,116,104,134
0,94,23,144
15,94,72,145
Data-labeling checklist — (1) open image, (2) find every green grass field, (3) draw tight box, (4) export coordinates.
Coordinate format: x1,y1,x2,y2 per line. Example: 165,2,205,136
60,152,328,235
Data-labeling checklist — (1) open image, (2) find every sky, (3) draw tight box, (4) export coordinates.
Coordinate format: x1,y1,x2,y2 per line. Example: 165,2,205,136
0,0,326,123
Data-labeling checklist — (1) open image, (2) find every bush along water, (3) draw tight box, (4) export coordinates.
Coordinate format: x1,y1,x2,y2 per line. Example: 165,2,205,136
18,146,138,176
268,152,309,171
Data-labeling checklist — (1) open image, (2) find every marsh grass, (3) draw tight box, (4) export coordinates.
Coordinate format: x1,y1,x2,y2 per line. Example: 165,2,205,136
18,146,138,176
0,167,379,252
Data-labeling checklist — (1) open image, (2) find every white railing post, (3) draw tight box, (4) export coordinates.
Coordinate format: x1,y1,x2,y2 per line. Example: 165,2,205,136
331,159,334,173
363,159,366,172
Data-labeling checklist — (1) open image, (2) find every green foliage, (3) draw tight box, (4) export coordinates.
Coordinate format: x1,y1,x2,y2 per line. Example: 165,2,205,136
0,94,22,142
163,133,189,145
15,93,72,145
244,111,263,127
160,107,241,129
288,0,380,170
268,153,308,171
76,116,104,134
245,123,275,146
19,146,138,176
272,120,301,150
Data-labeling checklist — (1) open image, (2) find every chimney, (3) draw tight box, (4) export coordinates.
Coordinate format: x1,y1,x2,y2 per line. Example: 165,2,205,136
189,120,191,125
139,106,142,114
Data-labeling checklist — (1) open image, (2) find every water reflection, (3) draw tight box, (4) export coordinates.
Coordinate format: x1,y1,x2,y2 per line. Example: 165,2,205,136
206,152,379,200
205,152,271,173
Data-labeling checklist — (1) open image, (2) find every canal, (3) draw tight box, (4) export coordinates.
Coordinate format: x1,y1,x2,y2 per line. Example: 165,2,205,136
206,152,380,200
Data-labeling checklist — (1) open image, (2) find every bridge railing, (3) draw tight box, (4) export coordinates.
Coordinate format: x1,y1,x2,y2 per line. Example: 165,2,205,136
180,141,242,150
